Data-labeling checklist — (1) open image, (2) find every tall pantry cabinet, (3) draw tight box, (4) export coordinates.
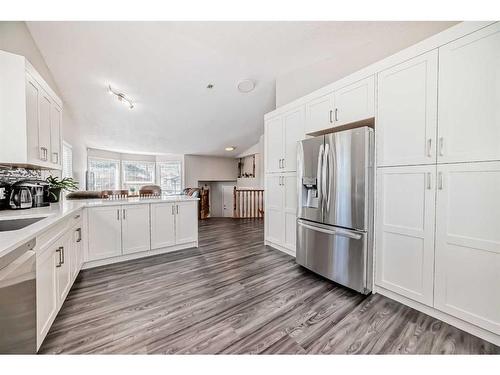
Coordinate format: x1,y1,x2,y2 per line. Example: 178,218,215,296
264,106,305,255
376,22,500,338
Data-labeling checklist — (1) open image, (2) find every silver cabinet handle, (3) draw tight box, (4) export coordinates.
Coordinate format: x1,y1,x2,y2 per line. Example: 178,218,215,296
176,205,179,214
76,228,82,243
60,246,65,265
123,209,126,220
40,147,48,161
329,109,333,123
334,108,338,122
427,138,432,157
278,159,281,169
52,152,59,164
117,209,120,221
426,172,432,190
438,171,444,190
74,214,80,219
282,158,285,169
171,205,175,215
439,137,444,156
56,247,62,267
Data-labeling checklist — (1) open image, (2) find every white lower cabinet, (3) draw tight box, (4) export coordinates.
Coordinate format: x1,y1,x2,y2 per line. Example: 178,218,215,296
151,203,176,249
36,243,58,348
376,165,436,306
121,204,151,255
87,201,199,262
36,215,84,350
87,206,123,261
265,173,297,254
434,162,500,335
174,201,198,245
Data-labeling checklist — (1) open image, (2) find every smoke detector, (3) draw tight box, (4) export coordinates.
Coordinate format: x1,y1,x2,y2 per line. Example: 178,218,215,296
237,79,255,93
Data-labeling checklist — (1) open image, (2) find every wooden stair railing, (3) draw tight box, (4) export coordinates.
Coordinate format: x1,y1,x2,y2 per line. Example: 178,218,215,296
233,188,264,218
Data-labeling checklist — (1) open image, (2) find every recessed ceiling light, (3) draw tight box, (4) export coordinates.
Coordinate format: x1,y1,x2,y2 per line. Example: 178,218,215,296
108,85,134,110
237,79,255,93
225,146,236,151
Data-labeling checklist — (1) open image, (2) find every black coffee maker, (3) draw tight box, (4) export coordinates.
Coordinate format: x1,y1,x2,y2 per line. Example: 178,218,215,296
11,179,50,208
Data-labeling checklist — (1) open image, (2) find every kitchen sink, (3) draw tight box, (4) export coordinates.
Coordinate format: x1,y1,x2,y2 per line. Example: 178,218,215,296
0,217,47,232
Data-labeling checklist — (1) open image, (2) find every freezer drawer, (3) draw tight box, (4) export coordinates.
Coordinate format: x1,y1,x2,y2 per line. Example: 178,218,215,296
296,219,370,294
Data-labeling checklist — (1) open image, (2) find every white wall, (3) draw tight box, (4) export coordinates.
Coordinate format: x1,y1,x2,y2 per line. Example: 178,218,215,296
275,22,458,106
184,155,238,187
0,21,87,187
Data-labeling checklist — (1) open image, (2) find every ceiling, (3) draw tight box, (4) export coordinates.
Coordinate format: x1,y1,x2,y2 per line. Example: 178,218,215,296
27,21,457,156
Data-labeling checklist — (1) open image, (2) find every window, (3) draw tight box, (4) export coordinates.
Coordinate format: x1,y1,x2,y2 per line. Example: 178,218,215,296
157,161,182,194
62,142,73,179
88,158,120,191
122,161,155,193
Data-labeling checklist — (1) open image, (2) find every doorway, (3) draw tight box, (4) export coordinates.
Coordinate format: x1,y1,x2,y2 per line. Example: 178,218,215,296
222,186,234,218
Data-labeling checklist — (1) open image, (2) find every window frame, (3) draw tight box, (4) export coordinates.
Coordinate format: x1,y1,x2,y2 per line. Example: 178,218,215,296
87,156,121,191
62,141,73,179
156,160,184,195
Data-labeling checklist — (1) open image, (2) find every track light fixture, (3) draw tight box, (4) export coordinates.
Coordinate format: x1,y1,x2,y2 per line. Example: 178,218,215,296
108,85,134,110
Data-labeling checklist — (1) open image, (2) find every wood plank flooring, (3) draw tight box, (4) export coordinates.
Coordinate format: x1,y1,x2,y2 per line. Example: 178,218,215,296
39,218,499,354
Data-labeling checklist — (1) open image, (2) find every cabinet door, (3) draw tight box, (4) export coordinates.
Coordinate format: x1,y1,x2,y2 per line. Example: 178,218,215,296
377,51,438,166
305,92,334,134
434,162,500,334
151,203,176,249
334,76,375,127
122,204,151,255
438,23,500,163
87,206,122,261
36,246,58,348
56,233,72,304
25,74,40,163
38,89,52,163
50,104,62,167
265,116,283,173
265,174,283,245
375,165,436,306
283,173,297,252
175,201,198,245
283,107,305,172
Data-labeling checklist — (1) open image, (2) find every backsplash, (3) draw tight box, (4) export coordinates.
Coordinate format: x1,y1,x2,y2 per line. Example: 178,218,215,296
0,166,42,184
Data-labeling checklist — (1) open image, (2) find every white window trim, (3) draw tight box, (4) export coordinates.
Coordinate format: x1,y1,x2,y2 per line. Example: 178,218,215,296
156,159,184,194
121,160,156,186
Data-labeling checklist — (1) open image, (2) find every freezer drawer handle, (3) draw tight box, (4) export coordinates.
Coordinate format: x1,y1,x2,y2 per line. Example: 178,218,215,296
297,220,362,240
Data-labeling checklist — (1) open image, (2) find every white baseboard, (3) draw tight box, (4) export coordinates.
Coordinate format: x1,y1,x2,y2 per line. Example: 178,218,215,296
82,241,198,269
265,240,296,257
375,285,500,347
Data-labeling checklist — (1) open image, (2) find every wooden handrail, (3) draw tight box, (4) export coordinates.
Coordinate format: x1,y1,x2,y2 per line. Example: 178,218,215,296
233,188,264,219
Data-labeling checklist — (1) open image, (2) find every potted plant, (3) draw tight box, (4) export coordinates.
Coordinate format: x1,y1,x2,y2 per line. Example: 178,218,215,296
46,176,79,203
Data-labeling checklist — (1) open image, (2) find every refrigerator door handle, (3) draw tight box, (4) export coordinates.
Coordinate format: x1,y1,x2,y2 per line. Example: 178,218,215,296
322,143,329,209
316,144,324,210
297,220,362,240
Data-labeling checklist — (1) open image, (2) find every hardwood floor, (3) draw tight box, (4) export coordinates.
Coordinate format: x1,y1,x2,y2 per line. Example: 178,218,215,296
39,218,499,354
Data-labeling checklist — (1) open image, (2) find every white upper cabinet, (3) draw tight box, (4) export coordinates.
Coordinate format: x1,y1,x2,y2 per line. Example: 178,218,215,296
151,203,176,250
283,107,305,172
305,92,334,134
375,165,436,306
265,106,305,174
50,104,62,166
121,204,151,255
434,162,500,335
377,51,438,166
87,206,122,261
334,76,375,127
0,50,62,169
438,23,500,163
265,116,284,173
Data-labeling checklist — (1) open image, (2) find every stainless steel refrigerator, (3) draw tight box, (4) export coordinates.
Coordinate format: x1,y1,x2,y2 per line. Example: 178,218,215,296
296,126,374,294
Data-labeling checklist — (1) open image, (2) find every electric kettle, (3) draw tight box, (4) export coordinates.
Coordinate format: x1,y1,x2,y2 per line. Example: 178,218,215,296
9,186,33,209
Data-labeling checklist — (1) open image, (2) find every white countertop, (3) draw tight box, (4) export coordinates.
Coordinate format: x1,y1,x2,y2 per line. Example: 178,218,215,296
0,195,199,260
